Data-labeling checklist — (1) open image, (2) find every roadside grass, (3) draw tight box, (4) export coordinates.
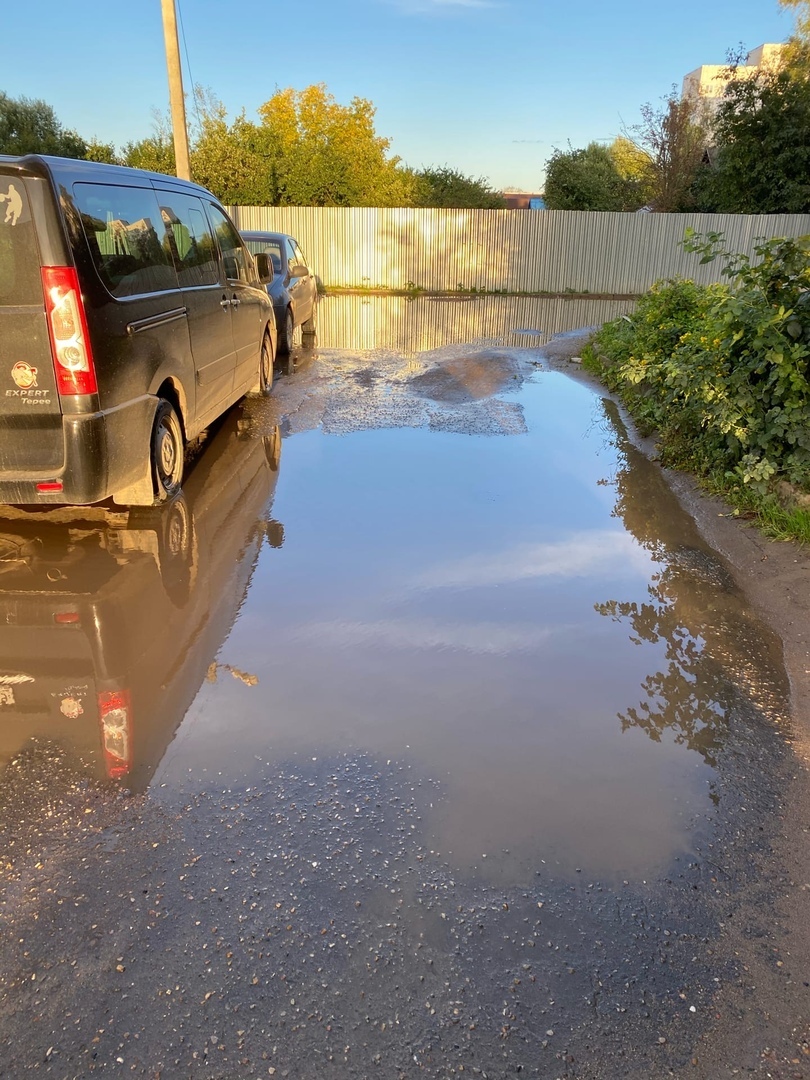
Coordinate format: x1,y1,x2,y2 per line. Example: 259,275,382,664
730,489,810,545
675,457,810,544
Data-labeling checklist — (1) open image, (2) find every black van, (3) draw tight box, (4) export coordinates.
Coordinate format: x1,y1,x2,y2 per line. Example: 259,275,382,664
0,155,277,507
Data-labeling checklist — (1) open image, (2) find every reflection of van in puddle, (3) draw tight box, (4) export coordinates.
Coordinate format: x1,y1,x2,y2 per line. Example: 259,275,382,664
0,406,282,791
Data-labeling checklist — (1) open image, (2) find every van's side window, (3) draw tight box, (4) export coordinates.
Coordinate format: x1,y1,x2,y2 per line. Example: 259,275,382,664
205,203,251,284
74,183,178,298
157,193,220,288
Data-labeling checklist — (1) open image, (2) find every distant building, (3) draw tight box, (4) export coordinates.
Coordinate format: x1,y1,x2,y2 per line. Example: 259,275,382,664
682,43,785,114
501,191,545,210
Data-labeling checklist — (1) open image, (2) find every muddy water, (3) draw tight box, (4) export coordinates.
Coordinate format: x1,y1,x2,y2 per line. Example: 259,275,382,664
0,296,787,890
0,295,796,1079
146,295,786,883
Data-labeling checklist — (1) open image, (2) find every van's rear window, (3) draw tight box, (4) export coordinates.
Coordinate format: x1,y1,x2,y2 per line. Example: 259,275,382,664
0,174,42,306
73,182,178,298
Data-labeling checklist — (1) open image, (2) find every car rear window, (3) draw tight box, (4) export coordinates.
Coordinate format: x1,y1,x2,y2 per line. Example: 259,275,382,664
244,237,283,274
73,182,178,298
0,173,43,306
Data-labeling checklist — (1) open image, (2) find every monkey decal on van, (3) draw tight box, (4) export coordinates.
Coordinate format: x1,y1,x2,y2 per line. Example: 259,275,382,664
0,183,22,226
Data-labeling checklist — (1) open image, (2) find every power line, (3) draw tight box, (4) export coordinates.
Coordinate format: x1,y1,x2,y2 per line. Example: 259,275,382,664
175,0,203,137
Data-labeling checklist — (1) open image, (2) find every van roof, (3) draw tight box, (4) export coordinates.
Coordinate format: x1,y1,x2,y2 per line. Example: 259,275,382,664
0,154,216,198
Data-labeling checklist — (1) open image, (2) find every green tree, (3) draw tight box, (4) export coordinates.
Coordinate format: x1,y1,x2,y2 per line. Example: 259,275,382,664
120,109,175,175
613,137,656,192
691,3,810,212
697,68,810,213
626,89,709,211
0,92,87,157
780,0,810,40
190,91,275,204
84,139,120,165
543,142,635,210
257,84,413,206
609,135,660,208
122,133,175,175
412,166,505,208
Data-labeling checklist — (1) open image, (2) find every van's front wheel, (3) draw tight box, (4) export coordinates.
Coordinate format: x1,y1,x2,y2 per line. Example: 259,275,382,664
151,399,184,500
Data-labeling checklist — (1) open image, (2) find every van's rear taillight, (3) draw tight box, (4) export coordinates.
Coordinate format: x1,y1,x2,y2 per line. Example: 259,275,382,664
98,689,132,779
41,266,98,396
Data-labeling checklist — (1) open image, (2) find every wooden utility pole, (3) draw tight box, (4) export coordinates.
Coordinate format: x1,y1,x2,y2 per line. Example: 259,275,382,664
160,0,191,180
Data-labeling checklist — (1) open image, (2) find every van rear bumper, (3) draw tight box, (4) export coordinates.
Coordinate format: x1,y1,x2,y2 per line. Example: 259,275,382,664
0,396,157,506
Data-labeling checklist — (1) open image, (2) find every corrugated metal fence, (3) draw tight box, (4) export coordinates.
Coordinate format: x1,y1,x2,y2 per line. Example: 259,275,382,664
229,206,810,295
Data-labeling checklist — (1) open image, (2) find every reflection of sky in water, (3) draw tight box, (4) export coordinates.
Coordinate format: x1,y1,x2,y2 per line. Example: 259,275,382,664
155,354,789,884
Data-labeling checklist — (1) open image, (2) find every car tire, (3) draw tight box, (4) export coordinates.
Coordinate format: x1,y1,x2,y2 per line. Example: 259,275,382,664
151,399,184,501
279,307,294,356
251,332,274,395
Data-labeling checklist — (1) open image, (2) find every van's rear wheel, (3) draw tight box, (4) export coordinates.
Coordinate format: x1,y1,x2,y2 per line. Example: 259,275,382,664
151,399,184,500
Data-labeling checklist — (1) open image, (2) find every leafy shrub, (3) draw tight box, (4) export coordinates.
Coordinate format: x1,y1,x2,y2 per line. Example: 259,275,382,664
584,231,810,496
583,277,730,482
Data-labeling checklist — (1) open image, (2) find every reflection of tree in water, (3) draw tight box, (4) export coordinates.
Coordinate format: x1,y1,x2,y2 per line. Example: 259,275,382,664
596,399,790,769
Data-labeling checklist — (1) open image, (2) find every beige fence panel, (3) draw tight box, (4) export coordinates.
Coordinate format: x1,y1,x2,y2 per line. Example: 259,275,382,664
229,206,810,294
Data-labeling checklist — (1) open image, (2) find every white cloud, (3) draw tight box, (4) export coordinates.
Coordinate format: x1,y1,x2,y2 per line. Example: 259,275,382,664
414,530,651,589
292,617,558,656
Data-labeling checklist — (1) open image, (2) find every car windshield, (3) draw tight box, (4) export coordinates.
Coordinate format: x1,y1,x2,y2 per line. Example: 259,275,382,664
244,238,283,274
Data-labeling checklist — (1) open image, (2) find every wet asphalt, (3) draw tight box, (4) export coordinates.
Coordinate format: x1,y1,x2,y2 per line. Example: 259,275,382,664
0,295,808,1079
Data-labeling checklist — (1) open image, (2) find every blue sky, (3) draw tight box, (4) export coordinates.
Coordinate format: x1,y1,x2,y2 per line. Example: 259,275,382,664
0,0,794,191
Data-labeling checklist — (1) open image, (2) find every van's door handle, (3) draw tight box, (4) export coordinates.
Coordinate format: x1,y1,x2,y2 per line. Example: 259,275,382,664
230,296,241,308
220,298,231,309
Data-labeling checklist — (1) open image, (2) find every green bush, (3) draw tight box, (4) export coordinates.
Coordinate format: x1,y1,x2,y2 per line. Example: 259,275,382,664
583,277,733,483
584,232,810,497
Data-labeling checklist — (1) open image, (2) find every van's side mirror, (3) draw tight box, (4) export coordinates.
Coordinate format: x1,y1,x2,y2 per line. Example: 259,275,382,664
254,252,273,284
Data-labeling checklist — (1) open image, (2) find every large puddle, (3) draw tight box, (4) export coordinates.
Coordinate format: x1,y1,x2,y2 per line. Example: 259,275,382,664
0,295,789,885
310,291,637,354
